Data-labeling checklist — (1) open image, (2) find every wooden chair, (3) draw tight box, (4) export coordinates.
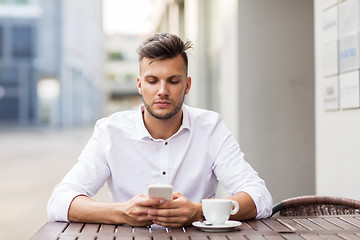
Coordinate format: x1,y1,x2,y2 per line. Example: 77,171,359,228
271,195,360,217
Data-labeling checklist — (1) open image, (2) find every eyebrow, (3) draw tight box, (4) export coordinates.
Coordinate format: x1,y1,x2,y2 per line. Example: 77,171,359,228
143,74,182,79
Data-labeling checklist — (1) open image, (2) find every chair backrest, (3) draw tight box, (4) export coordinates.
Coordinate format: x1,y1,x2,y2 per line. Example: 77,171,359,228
272,196,360,217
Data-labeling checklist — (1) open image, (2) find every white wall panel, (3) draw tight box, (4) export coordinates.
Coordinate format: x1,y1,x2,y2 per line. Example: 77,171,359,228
340,70,360,109
324,76,339,110
339,34,359,72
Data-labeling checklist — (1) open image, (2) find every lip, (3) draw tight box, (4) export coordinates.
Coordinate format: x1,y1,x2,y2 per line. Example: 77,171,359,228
154,101,171,107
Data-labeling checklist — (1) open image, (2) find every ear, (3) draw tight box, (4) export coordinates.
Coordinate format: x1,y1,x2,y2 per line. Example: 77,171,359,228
185,77,191,95
137,77,142,95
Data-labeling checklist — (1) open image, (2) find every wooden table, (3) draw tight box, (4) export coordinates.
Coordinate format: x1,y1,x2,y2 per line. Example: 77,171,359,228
30,215,360,240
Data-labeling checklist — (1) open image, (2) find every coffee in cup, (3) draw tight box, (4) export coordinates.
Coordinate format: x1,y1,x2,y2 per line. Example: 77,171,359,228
202,199,239,225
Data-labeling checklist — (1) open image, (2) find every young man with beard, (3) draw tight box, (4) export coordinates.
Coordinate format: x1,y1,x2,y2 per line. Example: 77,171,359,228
47,33,273,227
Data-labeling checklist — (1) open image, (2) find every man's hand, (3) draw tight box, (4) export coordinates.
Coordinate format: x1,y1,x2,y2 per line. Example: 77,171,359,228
147,192,202,227
119,194,166,226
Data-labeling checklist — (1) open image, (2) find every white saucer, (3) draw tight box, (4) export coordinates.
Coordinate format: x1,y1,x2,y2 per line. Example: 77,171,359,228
192,220,242,232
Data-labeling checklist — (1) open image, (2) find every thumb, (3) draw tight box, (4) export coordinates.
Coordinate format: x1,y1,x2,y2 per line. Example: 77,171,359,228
172,192,183,199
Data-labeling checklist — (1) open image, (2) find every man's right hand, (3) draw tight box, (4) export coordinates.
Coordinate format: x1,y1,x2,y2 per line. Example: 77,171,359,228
118,194,166,226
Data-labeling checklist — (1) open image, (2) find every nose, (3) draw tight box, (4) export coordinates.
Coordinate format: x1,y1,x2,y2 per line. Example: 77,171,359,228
157,81,169,97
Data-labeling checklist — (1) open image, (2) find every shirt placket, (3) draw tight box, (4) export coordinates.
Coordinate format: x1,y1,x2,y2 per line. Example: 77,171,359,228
159,140,170,183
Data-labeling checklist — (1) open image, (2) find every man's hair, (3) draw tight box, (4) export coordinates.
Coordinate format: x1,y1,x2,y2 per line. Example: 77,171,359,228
137,33,192,73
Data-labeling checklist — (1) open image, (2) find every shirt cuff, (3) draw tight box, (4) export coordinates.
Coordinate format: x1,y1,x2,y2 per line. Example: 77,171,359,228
47,191,88,222
240,188,273,219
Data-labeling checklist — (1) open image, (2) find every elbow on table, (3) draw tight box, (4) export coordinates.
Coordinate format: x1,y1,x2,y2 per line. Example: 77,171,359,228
46,196,70,222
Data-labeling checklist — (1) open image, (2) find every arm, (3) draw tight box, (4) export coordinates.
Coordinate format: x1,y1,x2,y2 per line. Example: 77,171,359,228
68,194,166,226
47,120,112,222
211,119,273,219
229,192,257,220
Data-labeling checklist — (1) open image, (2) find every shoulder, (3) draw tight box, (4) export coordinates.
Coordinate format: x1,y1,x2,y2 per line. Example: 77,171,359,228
185,105,223,124
95,109,138,131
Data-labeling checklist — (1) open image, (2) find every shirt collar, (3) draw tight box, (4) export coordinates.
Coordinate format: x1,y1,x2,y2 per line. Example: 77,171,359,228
135,104,191,141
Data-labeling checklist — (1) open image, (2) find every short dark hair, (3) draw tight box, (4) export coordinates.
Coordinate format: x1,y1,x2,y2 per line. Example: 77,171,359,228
137,33,192,74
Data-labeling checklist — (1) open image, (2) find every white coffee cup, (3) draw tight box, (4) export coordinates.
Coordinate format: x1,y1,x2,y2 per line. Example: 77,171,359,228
202,199,239,225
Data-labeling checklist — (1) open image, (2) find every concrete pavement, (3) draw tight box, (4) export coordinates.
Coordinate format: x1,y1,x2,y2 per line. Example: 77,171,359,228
0,127,110,240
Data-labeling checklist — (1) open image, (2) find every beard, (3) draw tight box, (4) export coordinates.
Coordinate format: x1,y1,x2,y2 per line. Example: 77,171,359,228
143,93,185,120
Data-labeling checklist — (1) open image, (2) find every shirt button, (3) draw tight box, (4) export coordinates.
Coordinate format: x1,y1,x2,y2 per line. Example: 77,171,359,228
162,171,166,175
165,142,168,145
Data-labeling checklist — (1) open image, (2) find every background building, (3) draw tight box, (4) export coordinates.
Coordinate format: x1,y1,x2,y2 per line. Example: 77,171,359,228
0,0,104,127
104,34,143,115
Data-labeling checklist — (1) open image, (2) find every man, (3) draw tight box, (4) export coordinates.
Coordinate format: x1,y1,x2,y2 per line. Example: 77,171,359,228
47,33,273,227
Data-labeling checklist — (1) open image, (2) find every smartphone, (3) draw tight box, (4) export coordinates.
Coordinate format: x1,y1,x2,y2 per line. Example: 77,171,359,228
148,184,173,200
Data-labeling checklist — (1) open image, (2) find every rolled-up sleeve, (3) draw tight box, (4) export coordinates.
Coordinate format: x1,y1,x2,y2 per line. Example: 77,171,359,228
47,120,110,222
212,120,273,219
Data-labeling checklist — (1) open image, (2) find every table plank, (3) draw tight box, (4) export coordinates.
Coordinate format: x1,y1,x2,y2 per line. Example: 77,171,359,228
76,237,96,240
292,218,325,231
58,236,78,240
262,218,293,232
170,235,191,240
318,234,344,240
150,225,168,233
63,222,85,233
113,237,134,240
99,224,116,233
152,236,172,240
247,219,273,231
280,233,304,240
183,226,199,233
264,235,286,240
168,227,186,233
340,216,360,229
81,223,101,233
207,236,228,240
300,234,325,240
244,234,267,240
115,225,133,233
227,235,247,240
308,218,342,230
238,221,256,231
187,236,208,240
30,222,68,240
277,218,308,231
325,217,359,230
132,237,152,240
133,226,150,233
338,233,360,240
96,236,119,240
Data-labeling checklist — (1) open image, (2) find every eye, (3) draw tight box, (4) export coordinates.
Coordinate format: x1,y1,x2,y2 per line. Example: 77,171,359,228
168,76,181,84
146,78,157,84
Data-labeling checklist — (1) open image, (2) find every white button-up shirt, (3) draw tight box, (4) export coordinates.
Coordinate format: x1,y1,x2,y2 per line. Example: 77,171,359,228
47,105,273,221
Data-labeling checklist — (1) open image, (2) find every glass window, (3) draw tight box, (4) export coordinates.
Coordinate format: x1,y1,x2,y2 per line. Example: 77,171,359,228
0,0,29,4
0,97,19,120
12,26,33,59
0,67,19,87
14,0,29,4
108,52,124,61
0,26,3,57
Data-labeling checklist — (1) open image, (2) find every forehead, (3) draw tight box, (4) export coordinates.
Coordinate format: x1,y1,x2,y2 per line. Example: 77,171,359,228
140,55,186,76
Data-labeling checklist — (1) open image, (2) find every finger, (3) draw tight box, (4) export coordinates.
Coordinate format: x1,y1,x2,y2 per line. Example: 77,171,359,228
172,192,182,199
141,198,166,207
148,207,187,219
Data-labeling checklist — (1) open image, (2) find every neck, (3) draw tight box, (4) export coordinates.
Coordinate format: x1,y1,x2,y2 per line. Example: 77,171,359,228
143,109,183,140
